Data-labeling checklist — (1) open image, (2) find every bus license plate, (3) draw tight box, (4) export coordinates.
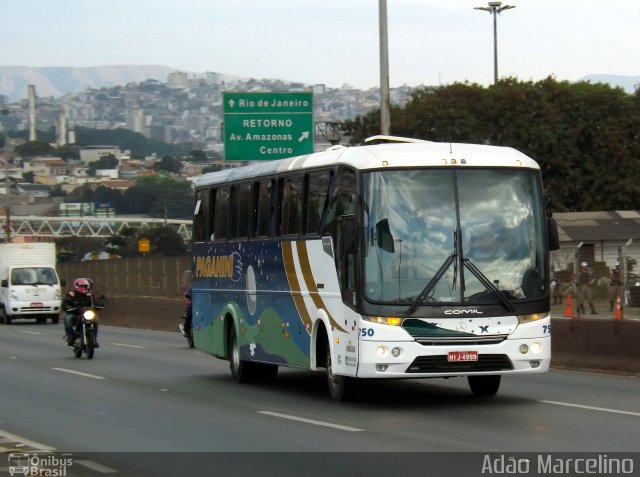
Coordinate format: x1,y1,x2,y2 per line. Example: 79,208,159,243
448,351,478,362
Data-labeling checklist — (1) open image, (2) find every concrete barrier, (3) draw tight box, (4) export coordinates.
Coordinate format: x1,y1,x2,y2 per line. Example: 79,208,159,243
99,296,184,332
97,297,640,375
551,318,640,374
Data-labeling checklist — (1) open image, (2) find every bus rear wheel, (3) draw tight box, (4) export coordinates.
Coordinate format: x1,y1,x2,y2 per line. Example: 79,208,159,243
229,325,271,383
326,346,355,402
468,375,501,397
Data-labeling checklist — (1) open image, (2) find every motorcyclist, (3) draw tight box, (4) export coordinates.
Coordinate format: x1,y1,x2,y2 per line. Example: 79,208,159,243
63,277,100,348
179,286,193,346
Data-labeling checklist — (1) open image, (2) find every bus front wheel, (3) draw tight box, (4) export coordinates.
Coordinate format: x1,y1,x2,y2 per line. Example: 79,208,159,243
326,346,355,402
468,375,501,397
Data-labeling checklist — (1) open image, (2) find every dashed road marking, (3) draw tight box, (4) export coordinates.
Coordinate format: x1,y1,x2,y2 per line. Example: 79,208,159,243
539,400,640,417
52,368,106,380
258,411,363,432
110,343,145,349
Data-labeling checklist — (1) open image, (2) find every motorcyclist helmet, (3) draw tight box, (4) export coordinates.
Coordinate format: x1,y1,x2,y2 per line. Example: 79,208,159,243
85,277,94,291
74,277,90,295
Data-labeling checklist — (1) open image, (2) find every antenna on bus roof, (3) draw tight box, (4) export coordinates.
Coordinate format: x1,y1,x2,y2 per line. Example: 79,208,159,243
364,135,428,144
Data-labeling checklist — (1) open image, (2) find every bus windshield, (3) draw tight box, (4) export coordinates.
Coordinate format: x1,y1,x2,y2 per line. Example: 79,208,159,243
363,168,547,306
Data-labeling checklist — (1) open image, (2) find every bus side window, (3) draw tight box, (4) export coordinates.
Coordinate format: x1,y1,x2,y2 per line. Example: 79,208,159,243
306,171,330,235
280,175,303,236
192,189,208,243
230,182,252,239
212,186,230,241
253,179,272,238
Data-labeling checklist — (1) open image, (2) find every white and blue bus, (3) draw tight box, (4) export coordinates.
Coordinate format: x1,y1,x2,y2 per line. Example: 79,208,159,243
191,137,559,401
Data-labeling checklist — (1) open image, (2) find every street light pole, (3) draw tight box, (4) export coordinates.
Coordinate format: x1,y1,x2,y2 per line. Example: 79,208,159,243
1,108,10,243
379,0,391,135
474,1,516,85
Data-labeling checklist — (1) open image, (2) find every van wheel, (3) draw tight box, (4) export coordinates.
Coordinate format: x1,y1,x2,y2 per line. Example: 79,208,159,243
2,308,11,325
51,314,59,324
468,375,501,397
326,346,355,402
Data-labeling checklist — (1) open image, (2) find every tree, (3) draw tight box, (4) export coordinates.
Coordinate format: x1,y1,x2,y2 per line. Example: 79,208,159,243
189,150,207,162
104,225,187,257
344,77,640,212
88,154,119,177
75,126,179,157
15,140,55,157
202,164,223,174
155,155,182,174
22,171,35,183
55,145,80,161
118,175,193,219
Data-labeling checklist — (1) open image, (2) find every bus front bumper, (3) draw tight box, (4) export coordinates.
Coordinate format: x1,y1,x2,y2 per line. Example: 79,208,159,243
355,336,550,378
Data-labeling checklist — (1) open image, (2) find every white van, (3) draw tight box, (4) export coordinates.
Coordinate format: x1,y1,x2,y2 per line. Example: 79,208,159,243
0,243,64,324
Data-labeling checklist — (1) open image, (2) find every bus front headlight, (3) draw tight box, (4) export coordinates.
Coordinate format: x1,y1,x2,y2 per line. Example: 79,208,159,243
362,316,402,326
517,313,547,324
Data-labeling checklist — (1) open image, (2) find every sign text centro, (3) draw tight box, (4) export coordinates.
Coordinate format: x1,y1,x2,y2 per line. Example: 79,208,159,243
223,91,314,161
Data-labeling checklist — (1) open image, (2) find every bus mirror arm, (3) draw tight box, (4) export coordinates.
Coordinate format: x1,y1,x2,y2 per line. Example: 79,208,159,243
548,218,560,251
342,216,357,255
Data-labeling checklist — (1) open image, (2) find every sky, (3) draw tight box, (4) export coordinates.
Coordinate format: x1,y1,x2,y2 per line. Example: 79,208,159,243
1,0,638,90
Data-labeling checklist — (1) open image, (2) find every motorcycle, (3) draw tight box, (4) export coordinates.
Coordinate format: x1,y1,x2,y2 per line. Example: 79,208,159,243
178,314,194,348
69,297,105,359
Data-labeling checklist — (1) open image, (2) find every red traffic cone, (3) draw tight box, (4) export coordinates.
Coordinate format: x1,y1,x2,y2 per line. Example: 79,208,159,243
614,296,622,320
563,293,574,318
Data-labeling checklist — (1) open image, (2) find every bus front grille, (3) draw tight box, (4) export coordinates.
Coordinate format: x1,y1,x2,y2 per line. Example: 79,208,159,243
415,335,508,346
406,354,513,373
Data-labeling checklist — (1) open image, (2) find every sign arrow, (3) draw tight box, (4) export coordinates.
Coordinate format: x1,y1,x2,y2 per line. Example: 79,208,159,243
298,131,310,142
227,99,236,108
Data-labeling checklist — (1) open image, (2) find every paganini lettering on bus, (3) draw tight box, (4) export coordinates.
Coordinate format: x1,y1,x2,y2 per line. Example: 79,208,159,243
195,254,237,278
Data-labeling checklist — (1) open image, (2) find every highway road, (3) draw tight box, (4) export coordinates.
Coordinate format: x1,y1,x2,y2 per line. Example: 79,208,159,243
1,322,639,476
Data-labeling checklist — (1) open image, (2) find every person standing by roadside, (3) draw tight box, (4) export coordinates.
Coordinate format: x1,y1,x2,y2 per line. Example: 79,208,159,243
577,262,598,315
609,262,622,312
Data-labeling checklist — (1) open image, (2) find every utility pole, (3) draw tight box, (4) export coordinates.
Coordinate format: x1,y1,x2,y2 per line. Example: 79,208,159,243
474,1,516,85
379,0,391,135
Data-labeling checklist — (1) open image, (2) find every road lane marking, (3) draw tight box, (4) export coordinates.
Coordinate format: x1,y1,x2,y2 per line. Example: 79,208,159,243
110,342,145,349
0,429,56,452
258,411,363,432
18,330,42,335
539,400,640,417
52,368,105,380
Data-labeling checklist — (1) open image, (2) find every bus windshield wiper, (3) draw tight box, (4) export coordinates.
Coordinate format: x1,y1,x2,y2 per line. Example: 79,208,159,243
463,259,515,313
406,254,456,315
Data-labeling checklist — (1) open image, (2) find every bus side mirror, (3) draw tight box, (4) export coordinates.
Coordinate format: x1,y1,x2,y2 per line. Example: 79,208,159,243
548,218,560,251
1,279,7,288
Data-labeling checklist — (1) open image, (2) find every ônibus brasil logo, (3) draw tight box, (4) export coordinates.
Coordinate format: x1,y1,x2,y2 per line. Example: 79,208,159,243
8,452,73,476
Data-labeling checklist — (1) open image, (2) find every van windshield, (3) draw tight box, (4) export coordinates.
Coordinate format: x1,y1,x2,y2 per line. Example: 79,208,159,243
11,267,58,285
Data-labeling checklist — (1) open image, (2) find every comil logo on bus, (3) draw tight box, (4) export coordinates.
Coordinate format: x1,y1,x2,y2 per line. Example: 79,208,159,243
195,252,243,282
444,309,484,315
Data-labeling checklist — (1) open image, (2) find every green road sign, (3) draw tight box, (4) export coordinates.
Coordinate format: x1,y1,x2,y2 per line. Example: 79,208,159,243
223,91,314,161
